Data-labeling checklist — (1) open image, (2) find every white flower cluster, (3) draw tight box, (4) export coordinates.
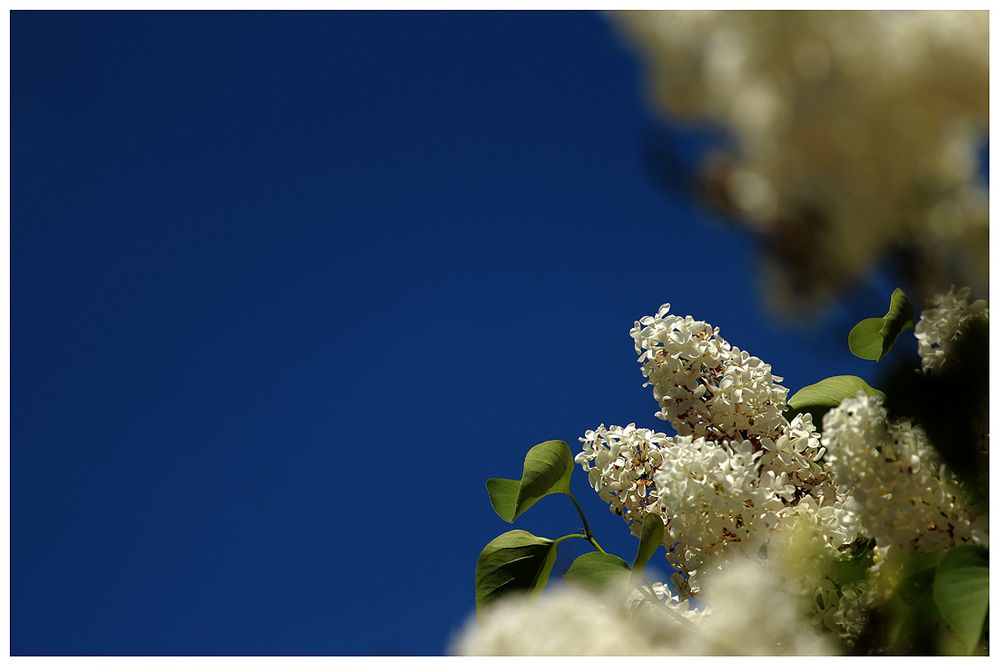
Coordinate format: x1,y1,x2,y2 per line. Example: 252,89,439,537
453,559,836,656
631,303,788,441
652,435,791,595
821,392,981,556
652,422,856,599
914,286,988,374
578,304,858,602
614,11,988,311
575,424,667,535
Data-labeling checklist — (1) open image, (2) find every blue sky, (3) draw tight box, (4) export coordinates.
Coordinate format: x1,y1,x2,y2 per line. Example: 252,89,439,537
12,11,886,655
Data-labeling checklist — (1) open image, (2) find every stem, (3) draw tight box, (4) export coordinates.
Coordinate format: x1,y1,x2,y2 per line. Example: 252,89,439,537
567,493,607,554
554,533,588,545
568,493,592,536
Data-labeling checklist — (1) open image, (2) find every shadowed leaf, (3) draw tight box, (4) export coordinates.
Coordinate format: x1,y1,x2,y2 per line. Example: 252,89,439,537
632,517,664,573
475,530,558,611
933,545,988,654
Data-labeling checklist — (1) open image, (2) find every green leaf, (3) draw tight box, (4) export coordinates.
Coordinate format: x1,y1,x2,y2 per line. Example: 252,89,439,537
887,567,942,654
787,375,886,422
932,545,988,654
486,440,574,523
475,530,558,611
848,318,887,360
848,287,914,361
898,567,936,606
517,440,574,511
632,517,664,573
485,478,519,523
564,551,631,590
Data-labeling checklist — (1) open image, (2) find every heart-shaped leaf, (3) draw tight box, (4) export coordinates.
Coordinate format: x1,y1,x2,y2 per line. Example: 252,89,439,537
486,440,574,523
564,551,631,591
932,545,988,654
475,530,558,611
848,288,914,361
632,516,665,573
787,375,885,423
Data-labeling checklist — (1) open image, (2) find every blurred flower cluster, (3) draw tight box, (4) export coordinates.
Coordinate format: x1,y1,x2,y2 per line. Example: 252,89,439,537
914,285,989,374
614,11,988,314
823,392,984,560
454,558,835,655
